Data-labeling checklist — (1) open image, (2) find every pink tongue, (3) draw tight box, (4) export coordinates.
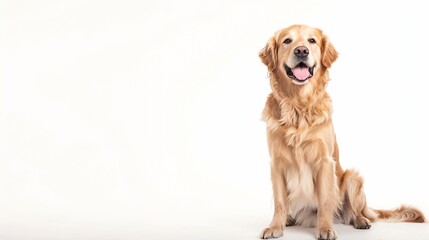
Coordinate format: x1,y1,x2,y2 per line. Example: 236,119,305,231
292,67,310,80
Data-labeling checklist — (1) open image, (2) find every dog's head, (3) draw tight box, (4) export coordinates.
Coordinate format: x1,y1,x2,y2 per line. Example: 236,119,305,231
259,25,338,87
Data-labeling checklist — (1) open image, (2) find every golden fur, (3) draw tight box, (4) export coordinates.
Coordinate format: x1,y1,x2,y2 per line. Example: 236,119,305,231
259,25,426,240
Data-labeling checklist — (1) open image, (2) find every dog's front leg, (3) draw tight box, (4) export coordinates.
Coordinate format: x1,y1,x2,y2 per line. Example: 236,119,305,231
260,161,288,239
315,157,339,240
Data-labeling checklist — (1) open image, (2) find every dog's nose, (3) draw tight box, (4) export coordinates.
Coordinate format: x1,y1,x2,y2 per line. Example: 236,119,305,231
294,46,309,58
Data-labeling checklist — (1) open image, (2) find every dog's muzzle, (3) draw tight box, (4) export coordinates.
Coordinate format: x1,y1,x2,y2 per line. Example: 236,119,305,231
284,62,314,83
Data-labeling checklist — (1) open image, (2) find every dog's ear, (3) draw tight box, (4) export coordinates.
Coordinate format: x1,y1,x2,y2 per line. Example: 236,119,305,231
321,35,338,69
259,37,278,72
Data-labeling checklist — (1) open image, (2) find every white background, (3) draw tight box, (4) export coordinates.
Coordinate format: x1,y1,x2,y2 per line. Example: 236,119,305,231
1,1,428,239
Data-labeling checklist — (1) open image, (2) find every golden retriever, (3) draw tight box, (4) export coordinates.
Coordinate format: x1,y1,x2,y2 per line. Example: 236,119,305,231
258,24,426,240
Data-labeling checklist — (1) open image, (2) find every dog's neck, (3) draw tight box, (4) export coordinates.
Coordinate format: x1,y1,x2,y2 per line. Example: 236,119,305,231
270,71,333,127
271,71,330,103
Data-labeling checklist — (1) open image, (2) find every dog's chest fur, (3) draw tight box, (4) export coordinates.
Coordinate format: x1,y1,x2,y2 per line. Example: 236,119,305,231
263,93,332,146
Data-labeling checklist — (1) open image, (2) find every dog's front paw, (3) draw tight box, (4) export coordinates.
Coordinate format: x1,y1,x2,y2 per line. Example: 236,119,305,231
317,227,337,240
259,225,283,239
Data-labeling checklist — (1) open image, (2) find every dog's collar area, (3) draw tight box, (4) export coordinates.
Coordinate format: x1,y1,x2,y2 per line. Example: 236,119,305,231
284,63,314,83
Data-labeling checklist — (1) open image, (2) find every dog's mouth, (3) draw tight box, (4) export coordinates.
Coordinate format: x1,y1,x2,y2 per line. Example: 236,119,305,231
284,62,314,84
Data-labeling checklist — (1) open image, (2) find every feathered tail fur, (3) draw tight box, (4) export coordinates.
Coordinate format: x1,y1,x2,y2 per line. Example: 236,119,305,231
372,205,426,223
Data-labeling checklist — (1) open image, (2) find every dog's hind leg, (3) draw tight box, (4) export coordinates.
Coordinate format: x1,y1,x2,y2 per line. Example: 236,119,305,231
339,169,377,229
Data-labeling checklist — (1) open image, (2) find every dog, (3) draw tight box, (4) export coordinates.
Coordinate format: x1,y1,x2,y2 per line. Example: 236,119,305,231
258,24,426,240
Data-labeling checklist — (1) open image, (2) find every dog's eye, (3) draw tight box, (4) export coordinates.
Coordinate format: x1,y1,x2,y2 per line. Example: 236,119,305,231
308,38,316,44
283,38,292,44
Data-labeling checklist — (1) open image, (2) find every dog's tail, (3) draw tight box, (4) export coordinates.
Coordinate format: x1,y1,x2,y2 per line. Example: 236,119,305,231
367,205,426,223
